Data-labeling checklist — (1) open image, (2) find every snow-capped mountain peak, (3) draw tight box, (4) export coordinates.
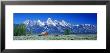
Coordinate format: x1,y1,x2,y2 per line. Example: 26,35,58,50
47,18,56,26
23,19,30,25
59,20,69,26
37,20,45,26
54,20,59,25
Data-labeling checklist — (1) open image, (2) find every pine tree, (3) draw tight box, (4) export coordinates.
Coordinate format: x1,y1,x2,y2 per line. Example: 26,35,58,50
14,24,26,36
64,29,71,35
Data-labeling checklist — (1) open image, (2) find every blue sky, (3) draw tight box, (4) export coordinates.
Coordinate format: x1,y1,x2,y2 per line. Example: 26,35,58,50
14,13,97,25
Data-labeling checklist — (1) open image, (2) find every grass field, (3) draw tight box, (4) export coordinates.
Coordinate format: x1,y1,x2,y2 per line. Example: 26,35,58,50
13,34,97,40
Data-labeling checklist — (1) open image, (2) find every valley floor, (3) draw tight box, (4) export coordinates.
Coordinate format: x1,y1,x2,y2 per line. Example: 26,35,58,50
13,34,97,40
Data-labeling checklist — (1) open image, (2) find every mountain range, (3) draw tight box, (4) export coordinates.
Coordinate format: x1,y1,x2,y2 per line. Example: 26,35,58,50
18,18,97,35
